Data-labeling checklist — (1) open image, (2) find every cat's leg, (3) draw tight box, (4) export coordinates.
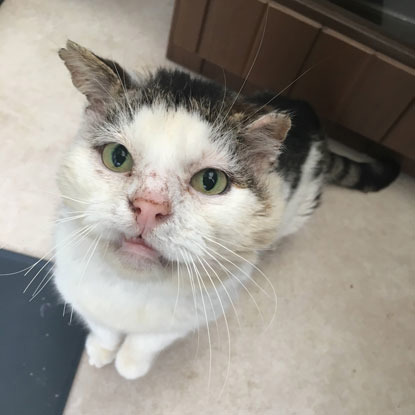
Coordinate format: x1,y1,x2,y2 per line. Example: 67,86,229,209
115,332,185,380
85,319,123,368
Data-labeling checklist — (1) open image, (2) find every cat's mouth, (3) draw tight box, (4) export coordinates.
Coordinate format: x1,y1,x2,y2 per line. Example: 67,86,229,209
119,235,160,262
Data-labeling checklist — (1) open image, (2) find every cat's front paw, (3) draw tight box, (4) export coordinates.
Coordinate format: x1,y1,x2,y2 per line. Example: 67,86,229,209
115,348,152,380
85,334,117,368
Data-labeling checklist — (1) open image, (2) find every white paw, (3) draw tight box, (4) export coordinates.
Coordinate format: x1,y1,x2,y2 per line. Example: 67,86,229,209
115,349,152,380
85,334,117,368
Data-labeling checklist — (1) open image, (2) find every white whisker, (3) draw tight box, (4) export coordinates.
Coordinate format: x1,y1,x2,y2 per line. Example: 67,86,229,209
204,236,278,331
191,254,221,345
202,244,265,325
0,223,92,276
197,252,241,329
77,233,101,286
231,56,331,135
171,256,181,324
22,223,94,277
23,224,96,293
196,256,233,396
204,243,269,298
202,232,273,252
213,67,227,128
69,304,74,325
54,214,89,224
29,266,55,301
220,5,269,123
52,191,108,206
179,249,201,359
188,253,213,390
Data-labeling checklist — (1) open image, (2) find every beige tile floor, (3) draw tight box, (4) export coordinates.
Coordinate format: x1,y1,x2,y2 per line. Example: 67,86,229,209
1,1,414,414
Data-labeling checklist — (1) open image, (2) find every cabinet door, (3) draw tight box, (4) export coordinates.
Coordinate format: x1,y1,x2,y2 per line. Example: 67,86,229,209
170,0,208,53
245,2,321,93
290,28,373,121
337,54,415,142
198,0,266,75
382,102,415,160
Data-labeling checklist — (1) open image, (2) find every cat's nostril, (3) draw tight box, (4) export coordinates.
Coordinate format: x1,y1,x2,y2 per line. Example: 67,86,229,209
155,212,167,221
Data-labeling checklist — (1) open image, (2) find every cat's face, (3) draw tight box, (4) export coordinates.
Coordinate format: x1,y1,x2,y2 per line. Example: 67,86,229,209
57,41,290,271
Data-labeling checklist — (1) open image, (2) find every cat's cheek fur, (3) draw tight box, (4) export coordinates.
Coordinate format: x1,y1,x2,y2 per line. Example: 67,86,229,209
57,139,117,210
200,176,285,251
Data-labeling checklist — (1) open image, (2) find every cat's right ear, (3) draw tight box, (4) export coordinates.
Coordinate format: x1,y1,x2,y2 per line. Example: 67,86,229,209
58,40,133,113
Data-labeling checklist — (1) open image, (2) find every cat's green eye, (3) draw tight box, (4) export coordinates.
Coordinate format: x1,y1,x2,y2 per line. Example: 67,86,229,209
190,168,229,195
102,143,133,173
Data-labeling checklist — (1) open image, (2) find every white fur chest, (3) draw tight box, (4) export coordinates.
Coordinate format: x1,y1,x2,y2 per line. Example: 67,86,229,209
53,223,244,335
55,250,193,334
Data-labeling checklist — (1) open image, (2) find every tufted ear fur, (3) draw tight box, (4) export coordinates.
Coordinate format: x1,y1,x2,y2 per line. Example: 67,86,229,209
58,40,133,113
245,112,291,141
240,112,291,172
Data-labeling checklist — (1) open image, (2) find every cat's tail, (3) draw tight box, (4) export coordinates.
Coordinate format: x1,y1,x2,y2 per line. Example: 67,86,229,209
325,152,400,192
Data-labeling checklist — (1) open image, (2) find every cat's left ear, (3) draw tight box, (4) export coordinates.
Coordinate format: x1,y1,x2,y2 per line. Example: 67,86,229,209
245,112,291,142
58,40,133,113
241,112,291,170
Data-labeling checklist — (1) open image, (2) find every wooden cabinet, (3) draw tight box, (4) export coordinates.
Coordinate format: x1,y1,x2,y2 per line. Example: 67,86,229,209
337,54,415,142
198,0,265,74
170,0,207,53
383,102,415,160
167,0,415,171
290,28,373,121
245,3,321,93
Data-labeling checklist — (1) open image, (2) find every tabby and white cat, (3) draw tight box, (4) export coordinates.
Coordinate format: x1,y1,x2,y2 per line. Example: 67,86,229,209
54,41,398,379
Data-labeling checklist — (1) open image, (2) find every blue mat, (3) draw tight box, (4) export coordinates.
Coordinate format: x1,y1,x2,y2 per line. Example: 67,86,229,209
0,249,86,415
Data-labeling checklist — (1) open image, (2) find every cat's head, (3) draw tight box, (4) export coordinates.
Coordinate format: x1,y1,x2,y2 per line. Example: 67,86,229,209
57,41,290,271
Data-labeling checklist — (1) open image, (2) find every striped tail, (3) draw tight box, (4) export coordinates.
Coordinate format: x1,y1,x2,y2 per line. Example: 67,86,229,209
326,152,400,192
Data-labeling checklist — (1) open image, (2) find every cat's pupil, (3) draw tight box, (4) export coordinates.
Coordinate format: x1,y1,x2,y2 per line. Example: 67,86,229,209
112,145,128,167
203,169,218,191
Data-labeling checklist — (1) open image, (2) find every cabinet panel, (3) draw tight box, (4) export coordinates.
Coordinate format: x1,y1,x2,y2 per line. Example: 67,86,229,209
245,2,321,93
167,0,415,166
337,54,415,142
198,0,266,75
171,0,208,53
166,43,203,73
290,28,373,120
201,60,258,96
382,102,415,160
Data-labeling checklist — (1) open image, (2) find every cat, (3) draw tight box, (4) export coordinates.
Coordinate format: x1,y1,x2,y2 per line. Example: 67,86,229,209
54,40,399,380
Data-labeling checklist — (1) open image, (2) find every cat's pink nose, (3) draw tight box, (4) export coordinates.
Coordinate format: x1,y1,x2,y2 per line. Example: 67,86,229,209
131,198,171,234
